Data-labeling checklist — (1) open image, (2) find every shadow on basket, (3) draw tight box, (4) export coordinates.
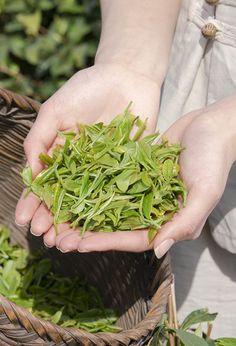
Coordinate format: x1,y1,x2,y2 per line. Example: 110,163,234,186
0,88,172,346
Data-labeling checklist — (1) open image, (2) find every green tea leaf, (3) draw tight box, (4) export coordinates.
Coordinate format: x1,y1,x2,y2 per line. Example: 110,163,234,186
148,228,158,243
96,153,118,167
216,339,236,346
162,159,174,181
42,186,54,209
21,166,32,186
51,310,63,324
0,226,119,333
39,153,54,166
22,108,186,236
128,181,150,194
175,329,209,346
63,179,79,192
115,169,137,193
143,190,154,219
181,309,218,331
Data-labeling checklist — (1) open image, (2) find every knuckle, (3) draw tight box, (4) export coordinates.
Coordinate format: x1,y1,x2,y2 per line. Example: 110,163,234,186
208,186,221,203
23,136,32,154
198,181,221,204
39,101,50,114
184,223,196,239
191,231,200,240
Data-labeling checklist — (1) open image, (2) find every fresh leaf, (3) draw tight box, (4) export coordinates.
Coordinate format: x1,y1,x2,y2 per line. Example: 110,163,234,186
21,167,33,186
181,309,218,331
216,339,236,346
22,110,186,237
175,329,209,346
143,190,154,219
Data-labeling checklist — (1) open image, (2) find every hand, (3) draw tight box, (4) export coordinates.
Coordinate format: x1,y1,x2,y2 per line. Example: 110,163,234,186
48,95,236,256
15,63,160,247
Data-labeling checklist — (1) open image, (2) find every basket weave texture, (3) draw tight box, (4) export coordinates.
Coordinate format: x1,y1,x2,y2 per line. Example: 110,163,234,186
0,88,172,346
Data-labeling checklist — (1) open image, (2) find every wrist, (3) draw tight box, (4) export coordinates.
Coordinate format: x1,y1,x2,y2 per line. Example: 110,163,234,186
200,95,236,162
94,57,164,90
95,38,166,85
95,0,180,86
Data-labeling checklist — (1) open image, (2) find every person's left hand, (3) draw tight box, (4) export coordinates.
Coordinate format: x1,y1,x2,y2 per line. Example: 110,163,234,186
45,96,236,256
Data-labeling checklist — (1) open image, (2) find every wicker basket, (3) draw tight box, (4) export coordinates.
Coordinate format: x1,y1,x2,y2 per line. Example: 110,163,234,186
0,88,172,346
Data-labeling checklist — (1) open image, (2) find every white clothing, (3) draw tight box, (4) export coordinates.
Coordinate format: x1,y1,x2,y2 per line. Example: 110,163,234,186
158,0,236,337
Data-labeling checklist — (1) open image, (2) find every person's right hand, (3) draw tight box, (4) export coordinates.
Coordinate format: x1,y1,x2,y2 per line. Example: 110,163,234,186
15,62,160,247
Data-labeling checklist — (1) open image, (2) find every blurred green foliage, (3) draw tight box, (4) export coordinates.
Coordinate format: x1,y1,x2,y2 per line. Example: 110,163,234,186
0,0,100,101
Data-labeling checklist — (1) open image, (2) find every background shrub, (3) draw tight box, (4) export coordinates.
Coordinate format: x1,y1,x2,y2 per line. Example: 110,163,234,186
0,0,100,101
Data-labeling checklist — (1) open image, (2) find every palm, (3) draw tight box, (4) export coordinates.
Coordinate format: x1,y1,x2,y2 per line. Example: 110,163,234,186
49,109,233,255
169,113,230,204
40,64,159,131
15,63,160,248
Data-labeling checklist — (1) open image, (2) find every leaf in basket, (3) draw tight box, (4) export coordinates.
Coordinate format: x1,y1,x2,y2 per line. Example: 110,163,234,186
12,248,28,269
2,261,21,296
0,226,118,333
180,309,218,331
175,329,209,346
34,258,51,284
22,266,34,292
0,227,10,247
51,310,63,324
149,323,167,345
0,277,10,296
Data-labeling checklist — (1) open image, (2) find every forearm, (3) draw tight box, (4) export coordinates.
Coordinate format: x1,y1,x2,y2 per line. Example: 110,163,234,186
95,0,181,84
207,94,236,163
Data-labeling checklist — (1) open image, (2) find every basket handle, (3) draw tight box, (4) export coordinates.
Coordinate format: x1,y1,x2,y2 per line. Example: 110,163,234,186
0,88,41,113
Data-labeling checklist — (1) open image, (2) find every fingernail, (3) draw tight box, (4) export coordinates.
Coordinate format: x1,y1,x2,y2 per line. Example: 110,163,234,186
78,248,89,253
30,227,41,237
15,220,28,227
59,248,70,253
154,239,175,259
44,242,53,248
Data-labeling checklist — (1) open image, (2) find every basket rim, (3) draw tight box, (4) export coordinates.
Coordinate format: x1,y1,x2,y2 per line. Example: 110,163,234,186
0,87,172,346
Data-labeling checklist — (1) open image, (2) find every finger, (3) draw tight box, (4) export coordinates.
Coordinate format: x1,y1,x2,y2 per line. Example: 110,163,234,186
56,230,93,253
153,183,220,258
30,203,53,236
15,190,41,226
23,103,59,176
55,229,77,249
161,110,202,143
60,230,151,253
47,136,65,156
43,223,69,248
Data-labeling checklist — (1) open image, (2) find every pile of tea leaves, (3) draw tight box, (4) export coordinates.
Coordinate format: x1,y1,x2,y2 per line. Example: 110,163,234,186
22,107,187,241
0,226,119,332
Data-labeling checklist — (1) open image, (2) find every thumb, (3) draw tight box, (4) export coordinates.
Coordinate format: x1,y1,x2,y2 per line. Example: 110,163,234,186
153,183,220,258
23,103,59,176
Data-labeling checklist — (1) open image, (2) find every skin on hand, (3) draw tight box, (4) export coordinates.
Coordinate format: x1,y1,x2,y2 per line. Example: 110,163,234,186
15,0,181,252
15,63,160,242
37,95,236,257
